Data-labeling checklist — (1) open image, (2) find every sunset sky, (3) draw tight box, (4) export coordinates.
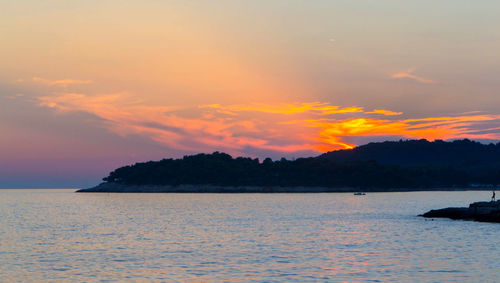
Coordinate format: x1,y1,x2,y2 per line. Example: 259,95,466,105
1,1,500,188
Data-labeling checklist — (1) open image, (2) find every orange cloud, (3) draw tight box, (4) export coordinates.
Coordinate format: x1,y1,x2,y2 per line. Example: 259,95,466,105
366,109,403,116
38,93,500,156
314,114,500,151
32,77,93,87
38,93,318,155
391,67,435,84
200,102,364,115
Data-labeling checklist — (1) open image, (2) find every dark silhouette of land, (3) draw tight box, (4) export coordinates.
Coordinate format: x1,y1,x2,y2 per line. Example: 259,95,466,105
78,139,500,193
421,200,500,223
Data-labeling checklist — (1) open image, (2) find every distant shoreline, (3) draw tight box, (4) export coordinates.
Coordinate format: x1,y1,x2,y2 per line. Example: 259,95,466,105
76,182,495,193
78,140,500,193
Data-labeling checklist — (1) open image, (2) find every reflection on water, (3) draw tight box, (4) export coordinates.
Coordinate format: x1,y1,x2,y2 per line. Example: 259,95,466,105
0,190,498,282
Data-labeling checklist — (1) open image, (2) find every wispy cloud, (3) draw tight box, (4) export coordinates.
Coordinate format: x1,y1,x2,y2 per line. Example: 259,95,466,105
38,93,500,155
366,109,403,116
391,67,435,84
312,115,500,150
200,102,364,115
31,77,93,87
39,93,316,155
5,93,25,99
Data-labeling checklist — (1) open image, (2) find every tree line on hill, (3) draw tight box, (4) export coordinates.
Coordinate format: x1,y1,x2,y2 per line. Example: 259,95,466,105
101,139,500,189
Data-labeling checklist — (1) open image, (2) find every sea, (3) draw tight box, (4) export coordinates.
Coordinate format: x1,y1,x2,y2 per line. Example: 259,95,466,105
0,189,498,282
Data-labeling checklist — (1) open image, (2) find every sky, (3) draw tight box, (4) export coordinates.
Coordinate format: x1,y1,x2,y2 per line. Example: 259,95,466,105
1,0,500,188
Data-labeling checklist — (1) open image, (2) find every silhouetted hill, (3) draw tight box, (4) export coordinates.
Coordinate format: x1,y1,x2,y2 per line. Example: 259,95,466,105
320,139,500,167
77,139,500,192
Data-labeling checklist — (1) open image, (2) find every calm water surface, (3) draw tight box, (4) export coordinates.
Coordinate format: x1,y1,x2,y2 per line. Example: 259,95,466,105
0,190,498,282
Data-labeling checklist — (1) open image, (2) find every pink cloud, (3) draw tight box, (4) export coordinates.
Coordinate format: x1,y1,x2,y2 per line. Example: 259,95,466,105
391,68,435,84
38,93,500,155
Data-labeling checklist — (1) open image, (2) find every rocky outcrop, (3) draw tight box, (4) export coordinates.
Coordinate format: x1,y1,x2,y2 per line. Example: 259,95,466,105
421,200,500,223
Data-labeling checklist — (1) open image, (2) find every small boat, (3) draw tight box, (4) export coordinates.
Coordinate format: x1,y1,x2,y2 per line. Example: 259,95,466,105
353,192,366,196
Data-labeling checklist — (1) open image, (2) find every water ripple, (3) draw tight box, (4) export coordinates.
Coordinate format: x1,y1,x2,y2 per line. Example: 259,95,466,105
0,189,498,282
